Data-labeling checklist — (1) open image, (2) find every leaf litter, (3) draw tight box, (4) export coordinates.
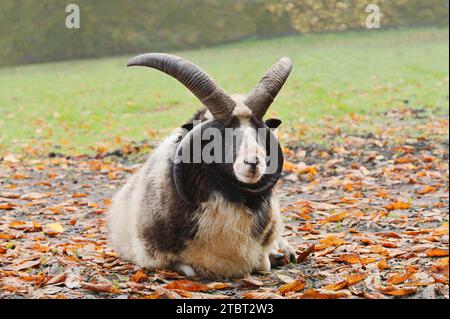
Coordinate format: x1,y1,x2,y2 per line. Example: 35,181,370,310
0,107,448,299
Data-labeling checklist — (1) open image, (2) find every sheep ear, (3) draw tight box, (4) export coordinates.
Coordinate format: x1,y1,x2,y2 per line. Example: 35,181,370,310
265,118,282,130
181,122,194,132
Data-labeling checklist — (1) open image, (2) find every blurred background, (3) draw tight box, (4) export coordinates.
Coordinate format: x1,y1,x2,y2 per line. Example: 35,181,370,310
0,0,448,156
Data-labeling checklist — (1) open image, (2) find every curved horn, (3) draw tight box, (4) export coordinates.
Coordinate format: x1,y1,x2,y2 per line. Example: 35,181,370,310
127,53,235,120
244,57,292,119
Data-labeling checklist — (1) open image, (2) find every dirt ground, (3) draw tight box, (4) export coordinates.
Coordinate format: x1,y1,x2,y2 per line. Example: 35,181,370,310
0,108,448,299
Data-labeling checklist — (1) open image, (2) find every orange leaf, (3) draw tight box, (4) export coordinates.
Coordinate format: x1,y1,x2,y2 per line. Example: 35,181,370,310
382,287,417,296
300,289,348,299
297,244,316,263
81,282,118,293
323,281,348,291
72,193,87,198
298,223,313,231
336,254,361,264
207,282,232,290
242,292,283,299
346,273,366,286
378,259,389,270
323,273,365,291
416,186,436,195
278,278,306,295
0,203,14,210
387,267,417,285
130,270,148,283
385,201,411,211
425,249,449,257
44,223,64,236
164,280,210,292
319,211,348,225
319,235,346,247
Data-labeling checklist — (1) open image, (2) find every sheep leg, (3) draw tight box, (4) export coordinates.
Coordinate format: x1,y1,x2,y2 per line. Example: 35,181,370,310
258,253,271,272
174,263,197,277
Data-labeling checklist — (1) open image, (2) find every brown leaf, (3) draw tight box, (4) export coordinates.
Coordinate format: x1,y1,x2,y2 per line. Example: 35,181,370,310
323,273,365,291
425,249,449,257
296,244,315,263
319,235,346,247
44,223,64,236
336,254,361,264
387,267,417,285
207,282,232,290
130,270,148,283
242,291,284,299
164,279,210,292
382,287,417,296
81,282,118,293
385,201,411,211
416,186,436,194
72,193,88,198
299,289,349,299
319,211,348,225
46,272,68,286
378,259,389,270
278,278,306,295
240,275,264,288
12,259,42,271
0,203,15,210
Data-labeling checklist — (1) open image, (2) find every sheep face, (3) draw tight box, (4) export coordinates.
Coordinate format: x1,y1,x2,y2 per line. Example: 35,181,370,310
203,102,283,185
173,100,284,205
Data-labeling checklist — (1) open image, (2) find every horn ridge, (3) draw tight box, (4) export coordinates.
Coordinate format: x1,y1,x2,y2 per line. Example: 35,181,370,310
244,57,292,119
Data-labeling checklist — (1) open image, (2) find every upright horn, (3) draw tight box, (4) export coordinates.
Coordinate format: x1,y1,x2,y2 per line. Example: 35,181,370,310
127,53,235,120
244,57,292,120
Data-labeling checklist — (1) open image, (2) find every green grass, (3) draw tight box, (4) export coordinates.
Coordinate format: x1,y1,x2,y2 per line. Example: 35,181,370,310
0,27,448,156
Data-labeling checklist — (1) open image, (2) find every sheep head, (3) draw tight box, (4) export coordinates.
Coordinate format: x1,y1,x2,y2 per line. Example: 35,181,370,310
127,53,292,205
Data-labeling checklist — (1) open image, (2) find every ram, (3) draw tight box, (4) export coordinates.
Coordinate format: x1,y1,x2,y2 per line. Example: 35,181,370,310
107,53,295,279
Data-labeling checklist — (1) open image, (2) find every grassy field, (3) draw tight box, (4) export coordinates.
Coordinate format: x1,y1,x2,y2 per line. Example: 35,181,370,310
0,27,448,156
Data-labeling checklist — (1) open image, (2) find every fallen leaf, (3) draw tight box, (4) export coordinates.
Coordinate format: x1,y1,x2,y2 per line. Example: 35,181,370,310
416,186,436,194
207,282,232,290
44,223,64,236
12,259,42,271
278,278,306,295
81,282,118,293
242,291,284,299
299,289,349,299
0,203,15,210
130,270,148,283
382,287,417,296
387,267,417,285
164,280,210,292
378,259,389,270
319,211,348,225
385,202,411,211
425,249,449,257
296,244,315,263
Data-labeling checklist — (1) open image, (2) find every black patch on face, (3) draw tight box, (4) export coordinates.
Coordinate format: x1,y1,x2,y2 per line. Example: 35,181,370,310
265,118,282,130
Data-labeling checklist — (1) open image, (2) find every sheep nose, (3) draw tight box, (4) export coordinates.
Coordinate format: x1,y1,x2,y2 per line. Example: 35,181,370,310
244,157,259,169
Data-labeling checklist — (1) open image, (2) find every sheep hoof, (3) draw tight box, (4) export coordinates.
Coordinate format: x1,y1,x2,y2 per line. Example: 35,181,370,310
269,252,289,268
269,248,296,268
